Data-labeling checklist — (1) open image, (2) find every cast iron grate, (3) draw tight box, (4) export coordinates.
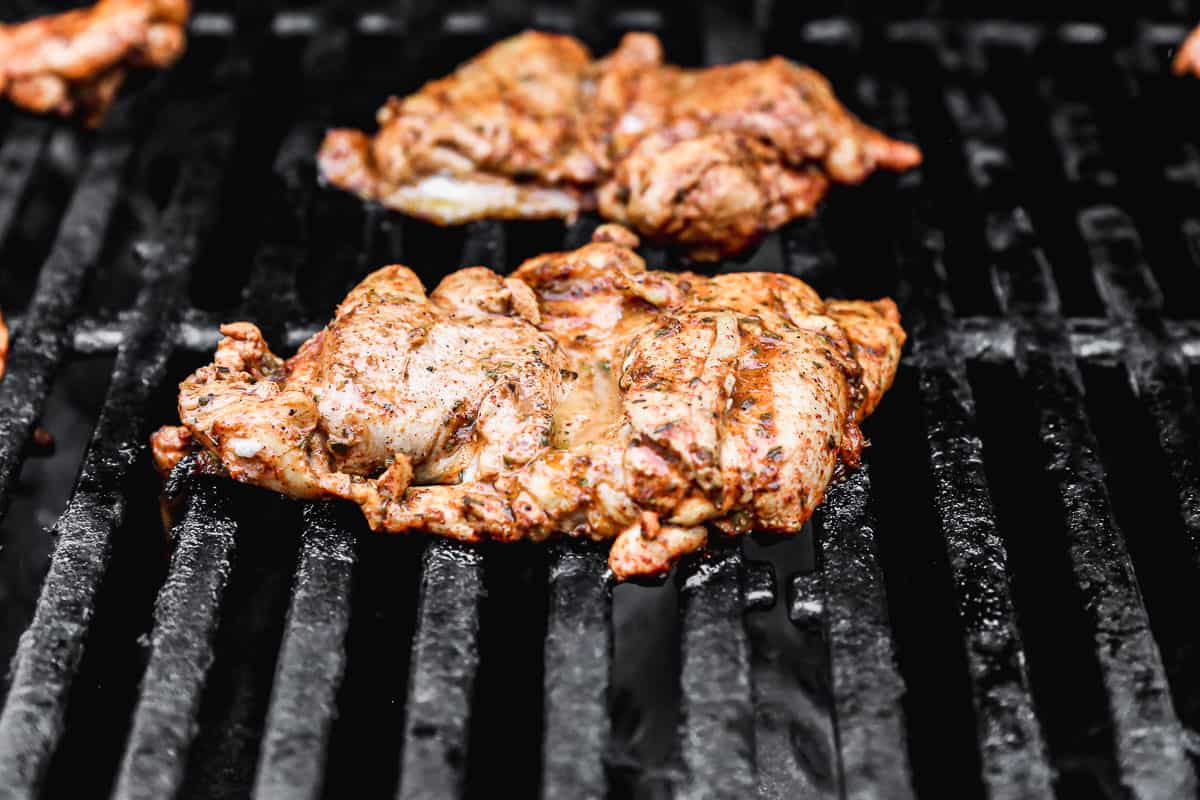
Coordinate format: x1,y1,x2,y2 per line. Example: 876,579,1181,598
0,2,1199,798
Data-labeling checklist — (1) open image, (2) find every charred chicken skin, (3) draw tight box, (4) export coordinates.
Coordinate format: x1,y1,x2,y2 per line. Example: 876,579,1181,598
319,31,920,261
153,225,903,579
0,0,189,126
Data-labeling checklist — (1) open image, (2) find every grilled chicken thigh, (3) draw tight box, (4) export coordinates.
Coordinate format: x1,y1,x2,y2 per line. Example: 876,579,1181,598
0,0,189,125
319,30,920,260
153,225,904,578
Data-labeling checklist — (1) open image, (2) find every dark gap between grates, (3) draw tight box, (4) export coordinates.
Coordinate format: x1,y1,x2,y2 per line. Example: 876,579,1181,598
744,530,837,800
1079,362,1200,739
0,117,49,281
0,127,86,316
967,360,1123,797
608,579,682,799
464,545,550,800
319,533,423,799
298,187,372,312
188,42,305,313
0,356,115,700
501,220,574,269
138,144,182,212
861,364,983,800
175,493,302,800
989,44,1108,317
1098,56,1200,320
822,178,905,300
80,197,160,314
897,65,1006,317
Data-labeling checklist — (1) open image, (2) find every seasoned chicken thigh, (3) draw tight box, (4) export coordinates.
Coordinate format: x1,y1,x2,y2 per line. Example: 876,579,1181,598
0,0,189,125
154,226,905,578
319,30,920,260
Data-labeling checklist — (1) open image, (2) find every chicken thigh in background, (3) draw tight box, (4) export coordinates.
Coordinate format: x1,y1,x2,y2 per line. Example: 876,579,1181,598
319,30,920,261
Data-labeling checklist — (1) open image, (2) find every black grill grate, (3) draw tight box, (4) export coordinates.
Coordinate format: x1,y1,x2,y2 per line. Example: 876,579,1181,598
1,3,1200,799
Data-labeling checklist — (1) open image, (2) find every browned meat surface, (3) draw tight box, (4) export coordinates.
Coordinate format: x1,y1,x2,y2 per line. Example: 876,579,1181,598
1175,23,1200,77
153,225,905,579
0,0,189,126
319,30,920,261
150,423,192,476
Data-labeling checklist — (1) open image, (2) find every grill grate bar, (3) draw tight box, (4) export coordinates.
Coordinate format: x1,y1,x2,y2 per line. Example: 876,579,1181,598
0,90,237,796
540,543,611,800
874,83,1054,797
677,546,756,799
539,217,612,800
112,477,238,800
913,353,1055,797
95,82,246,798
396,221,502,800
1017,338,1198,797
0,98,141,518
397,540,486,800
249,129,351,800
240,236,304,343
946,69,1199,795
1077,207,1200,567
1043,71,1200,589
252,503,356,800
779,165,912,798
803,467,913,799
60,311,1200,364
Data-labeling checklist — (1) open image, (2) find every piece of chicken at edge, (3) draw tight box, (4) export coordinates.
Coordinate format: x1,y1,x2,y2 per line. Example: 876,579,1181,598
1175,23,1200,77
152,224,905,580
0,0,189,125
318,30,921,262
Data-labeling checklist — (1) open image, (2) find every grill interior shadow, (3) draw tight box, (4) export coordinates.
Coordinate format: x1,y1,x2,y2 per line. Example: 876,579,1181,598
320,530,422,799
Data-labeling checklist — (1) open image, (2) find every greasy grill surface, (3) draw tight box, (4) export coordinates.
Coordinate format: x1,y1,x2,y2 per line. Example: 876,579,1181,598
1,3,1200,799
